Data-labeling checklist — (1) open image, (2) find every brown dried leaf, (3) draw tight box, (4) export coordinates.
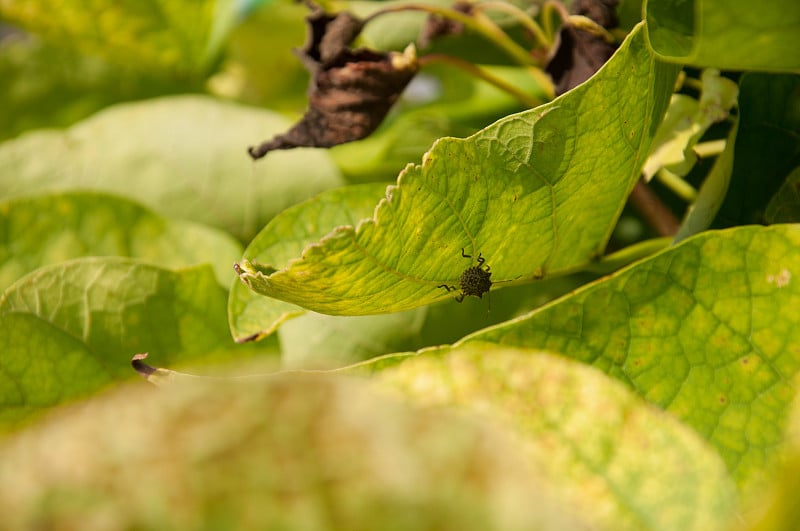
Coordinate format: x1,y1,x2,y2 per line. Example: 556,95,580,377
248,4,418,160
545,0,619,96
296,1,364,67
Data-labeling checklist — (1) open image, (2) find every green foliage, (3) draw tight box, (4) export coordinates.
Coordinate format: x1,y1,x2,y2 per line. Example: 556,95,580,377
229,183,387,341
0,258,272,430
645,0,800,71
0,191,242,288
643,68,738,181
236,26,679,314
465,225,800,487
0,0,236,75
374,346,738,530
712,74,800,227
0,33,197,141
1,1,799,528
0,365,586,531
0,95,344,241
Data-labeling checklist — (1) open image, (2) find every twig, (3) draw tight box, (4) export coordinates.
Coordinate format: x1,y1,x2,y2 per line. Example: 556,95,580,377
363,3,535,66
655,168,698,202
629,179,681,237
419,54,543,108
472,1,551,49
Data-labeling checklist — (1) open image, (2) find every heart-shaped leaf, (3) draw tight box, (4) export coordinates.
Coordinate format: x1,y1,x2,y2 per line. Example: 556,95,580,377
465,224,800,488
235,24,680,314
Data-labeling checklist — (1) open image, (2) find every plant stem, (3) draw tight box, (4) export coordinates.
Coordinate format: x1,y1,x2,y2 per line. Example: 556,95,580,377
694,139,727,158
472,1,551,49
682,75,704,92
566,14,616,43
363,3,535,66
541,0,570,41
655,168,698,202
584,237,672,275
419,54,544,108
629,179,681,236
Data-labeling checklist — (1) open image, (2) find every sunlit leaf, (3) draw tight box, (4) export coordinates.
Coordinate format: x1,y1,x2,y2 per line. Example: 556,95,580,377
235,24,679,314
0,191,242,290
0,371,584,531
0,95,344,241
465,224,800,488
645,0,800,72
643,69,738,181
373,345,738,531
0,258,271,430
0,0,238,75
228,183,386,342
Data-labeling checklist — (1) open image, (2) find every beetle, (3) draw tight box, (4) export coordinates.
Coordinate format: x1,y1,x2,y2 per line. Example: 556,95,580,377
437,248,492,302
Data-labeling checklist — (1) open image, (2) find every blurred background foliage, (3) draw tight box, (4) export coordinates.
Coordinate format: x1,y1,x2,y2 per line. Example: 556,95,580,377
0,0,567,373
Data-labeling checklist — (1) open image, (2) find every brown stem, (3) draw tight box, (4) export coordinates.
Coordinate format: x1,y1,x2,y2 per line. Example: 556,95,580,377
629,179,680,237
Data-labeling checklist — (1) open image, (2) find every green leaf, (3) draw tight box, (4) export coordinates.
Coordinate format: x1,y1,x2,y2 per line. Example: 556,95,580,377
278,309,428,369
227,183,592,354
236,24,680,315
0,191,242,290
0,372,586,531
643,69,738,181
465,224,800,488
617,0,645,31
228,183,387,342
277,275,589,369
713,74,800,227
0,0,238,76
674,121,738,242
765,167,800,224
0,33,197,142
0,95,344,241
744,394,800,530
0,258,271,430
373,345,737,531
645,0,800,72
332,65,547,183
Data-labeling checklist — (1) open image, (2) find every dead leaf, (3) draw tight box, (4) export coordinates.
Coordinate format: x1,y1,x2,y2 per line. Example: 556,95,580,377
545,0,619,96
248,3,419,159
